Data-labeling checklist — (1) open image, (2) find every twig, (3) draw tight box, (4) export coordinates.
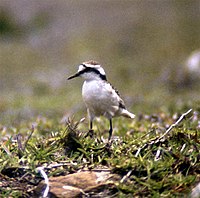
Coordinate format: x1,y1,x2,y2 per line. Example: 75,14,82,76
156,108,193,142
180,143,186,153
120,170,133,183
136,109,193,157
154,148,161,161
135,147,142,157
36,167,49,198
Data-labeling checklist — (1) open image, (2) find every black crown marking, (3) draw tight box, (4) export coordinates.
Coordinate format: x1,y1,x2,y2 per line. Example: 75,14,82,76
80,63,107,81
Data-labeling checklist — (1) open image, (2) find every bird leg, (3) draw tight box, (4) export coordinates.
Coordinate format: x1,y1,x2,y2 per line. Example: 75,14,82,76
108,119,113,140
86,120,94,138
89,120,93,131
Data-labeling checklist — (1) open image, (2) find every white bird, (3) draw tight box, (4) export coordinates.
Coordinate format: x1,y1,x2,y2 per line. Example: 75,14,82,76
67,60,135,140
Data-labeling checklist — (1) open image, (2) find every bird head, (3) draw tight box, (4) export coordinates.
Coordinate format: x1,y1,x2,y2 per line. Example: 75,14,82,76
67,60,107,81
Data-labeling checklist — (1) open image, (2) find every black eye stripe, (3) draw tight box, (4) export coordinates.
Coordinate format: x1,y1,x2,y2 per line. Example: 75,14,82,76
79,65,107,81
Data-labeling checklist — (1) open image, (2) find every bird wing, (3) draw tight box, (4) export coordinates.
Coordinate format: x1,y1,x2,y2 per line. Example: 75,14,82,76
106,82,126,109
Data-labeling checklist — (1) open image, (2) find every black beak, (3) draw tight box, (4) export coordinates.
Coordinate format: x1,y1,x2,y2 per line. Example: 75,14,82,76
67,72,80,80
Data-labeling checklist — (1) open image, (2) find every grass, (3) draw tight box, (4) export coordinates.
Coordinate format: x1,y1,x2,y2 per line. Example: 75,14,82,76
0,2,200,197
0,107,199,197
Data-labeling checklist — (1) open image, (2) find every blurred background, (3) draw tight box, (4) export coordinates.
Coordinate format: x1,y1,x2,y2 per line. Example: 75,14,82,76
1,0,200,125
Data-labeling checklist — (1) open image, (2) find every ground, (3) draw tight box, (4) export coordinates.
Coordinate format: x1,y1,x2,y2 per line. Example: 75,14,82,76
0,108,199,197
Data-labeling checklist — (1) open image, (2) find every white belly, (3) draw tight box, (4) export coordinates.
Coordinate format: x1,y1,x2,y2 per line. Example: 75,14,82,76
82,80,119,118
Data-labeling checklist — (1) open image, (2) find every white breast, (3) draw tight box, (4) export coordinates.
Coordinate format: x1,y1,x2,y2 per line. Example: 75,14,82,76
82,80,120,118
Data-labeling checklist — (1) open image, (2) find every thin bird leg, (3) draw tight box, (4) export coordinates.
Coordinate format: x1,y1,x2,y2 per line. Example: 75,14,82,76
89,120,93,132
108,119,113,140
86,120,94,138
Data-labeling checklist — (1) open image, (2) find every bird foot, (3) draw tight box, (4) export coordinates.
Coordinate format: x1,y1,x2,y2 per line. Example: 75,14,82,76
105,141,112,148
85,129,94,138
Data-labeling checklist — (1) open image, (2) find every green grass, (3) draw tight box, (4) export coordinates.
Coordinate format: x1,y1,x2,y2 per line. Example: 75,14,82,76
0,108,199,197
1,2,200,196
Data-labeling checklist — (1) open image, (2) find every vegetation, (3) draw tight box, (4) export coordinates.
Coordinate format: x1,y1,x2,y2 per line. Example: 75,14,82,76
0,107,199,197
0,1,200,197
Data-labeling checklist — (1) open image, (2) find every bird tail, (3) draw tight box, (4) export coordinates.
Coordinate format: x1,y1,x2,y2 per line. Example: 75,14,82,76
121,109,135,119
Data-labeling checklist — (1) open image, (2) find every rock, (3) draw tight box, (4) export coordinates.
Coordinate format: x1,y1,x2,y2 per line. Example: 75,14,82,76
35,170,117,198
